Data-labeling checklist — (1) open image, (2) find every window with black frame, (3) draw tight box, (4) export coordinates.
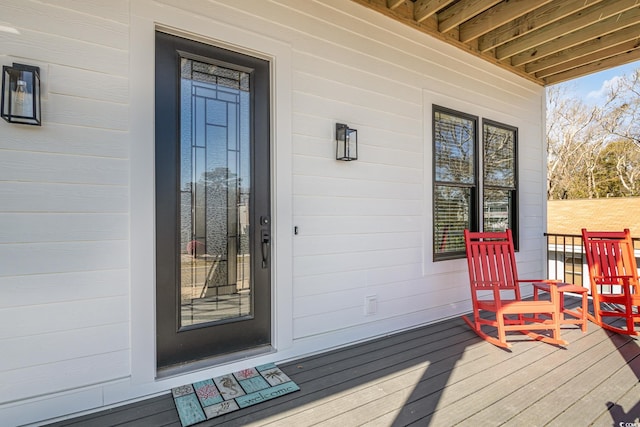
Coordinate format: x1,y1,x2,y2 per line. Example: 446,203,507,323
433,107,519,260
483,120,518,248
433,107,478,260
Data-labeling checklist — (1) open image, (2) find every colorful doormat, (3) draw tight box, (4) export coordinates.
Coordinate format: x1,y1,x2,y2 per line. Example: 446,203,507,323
171,363,299,426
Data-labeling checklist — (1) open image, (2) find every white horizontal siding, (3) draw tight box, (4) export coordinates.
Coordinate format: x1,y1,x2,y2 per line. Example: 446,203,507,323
0,123,128,158
49,65,128,104
1,387,105,427
295,247,423,277
1,323,129,371
294,196,422,217
47,94,129,130
0,350,130,404
295,262,424,297
0,0,132,412
293,267,470,324
293,90,421,134
0,270,128,309
295,232,422,257
0,150,128,184
38,0,130,25
0,213,128,243
294,157,422,184
294,176,423,200
293,133,423,168
0,183,128,212
295,51,423,107
294,71,423,124
2,28,127,77
0,0,128,50
293,114,422,153
294,215,423,236
0,296,128,340
293,270,469,337
0,241,128,277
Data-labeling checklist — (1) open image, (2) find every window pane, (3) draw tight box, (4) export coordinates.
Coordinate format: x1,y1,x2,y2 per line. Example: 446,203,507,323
483,189,511,232
484,123,515,187
434,185,470,254
435,111,475,184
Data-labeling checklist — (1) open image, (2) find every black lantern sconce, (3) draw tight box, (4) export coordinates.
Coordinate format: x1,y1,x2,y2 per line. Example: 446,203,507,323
2,63,41,126
336,123,357,161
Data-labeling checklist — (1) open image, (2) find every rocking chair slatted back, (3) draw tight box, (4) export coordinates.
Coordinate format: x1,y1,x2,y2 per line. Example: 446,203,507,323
581,229,640,336
466,231,519,291
583,230,637,289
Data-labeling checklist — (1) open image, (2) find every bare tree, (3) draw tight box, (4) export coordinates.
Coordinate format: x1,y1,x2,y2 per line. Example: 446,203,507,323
546,85,604,199
597,69,640,148
546,68,640,199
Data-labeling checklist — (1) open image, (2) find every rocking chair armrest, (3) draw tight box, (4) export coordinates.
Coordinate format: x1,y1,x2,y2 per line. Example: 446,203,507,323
518,279,562,289
519,279,563,296
517,279,561,284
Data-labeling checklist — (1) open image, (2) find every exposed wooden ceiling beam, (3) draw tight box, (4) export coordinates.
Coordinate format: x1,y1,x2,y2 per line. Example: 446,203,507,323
459,0,554,43
438,0,502,33
496,0,639,60
350,0,640,86
536,39,640,79
539,42,640,81
478,0,603,53
414,0,456,23
544,48,640,85
511,7,640,67
526,24,640,74
387,0,405,10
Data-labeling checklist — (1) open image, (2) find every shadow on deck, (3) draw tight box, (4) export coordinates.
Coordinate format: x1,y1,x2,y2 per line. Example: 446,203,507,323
48,296,639,426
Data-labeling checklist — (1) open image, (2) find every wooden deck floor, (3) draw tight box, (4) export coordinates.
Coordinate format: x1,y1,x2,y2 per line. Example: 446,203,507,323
48,297,640,426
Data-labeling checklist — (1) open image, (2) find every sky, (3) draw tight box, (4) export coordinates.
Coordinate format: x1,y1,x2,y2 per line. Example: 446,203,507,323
553,60,640,104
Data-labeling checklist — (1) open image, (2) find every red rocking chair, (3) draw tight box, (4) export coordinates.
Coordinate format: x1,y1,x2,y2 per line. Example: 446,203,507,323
462,229,567,348
582,229,640,336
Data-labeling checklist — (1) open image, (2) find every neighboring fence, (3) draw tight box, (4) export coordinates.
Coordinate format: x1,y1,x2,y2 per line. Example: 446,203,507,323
545,233,640,287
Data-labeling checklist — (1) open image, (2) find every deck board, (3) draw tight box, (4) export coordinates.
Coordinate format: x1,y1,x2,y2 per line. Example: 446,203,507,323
544,337,640,427
51,395,178,427
47,297,640,427
590,381,640,426
447,325,636,426
511,343,637,425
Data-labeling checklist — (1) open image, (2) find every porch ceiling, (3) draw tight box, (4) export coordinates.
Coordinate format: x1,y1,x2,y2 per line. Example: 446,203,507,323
351,0,640,86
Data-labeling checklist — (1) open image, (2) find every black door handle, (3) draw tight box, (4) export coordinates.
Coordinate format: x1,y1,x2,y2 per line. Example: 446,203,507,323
261,229,270,268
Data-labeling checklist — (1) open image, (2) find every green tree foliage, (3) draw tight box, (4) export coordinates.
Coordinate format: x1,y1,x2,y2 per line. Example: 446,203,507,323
547,68,640,200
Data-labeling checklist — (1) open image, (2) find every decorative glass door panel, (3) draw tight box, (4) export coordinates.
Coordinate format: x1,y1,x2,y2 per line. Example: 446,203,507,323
179,57,251,327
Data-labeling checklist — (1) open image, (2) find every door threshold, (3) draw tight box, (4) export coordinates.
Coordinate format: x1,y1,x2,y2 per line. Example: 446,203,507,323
156,345,275,379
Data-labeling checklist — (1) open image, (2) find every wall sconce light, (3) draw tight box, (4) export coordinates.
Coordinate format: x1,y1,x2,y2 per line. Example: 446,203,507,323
2,63,41,126
336,123,357,161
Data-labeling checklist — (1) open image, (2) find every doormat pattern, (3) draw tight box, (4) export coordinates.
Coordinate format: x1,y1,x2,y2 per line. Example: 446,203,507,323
171,363,299,426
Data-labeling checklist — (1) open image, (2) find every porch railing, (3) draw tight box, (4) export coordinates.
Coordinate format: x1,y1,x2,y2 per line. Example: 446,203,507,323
545,232,640,286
